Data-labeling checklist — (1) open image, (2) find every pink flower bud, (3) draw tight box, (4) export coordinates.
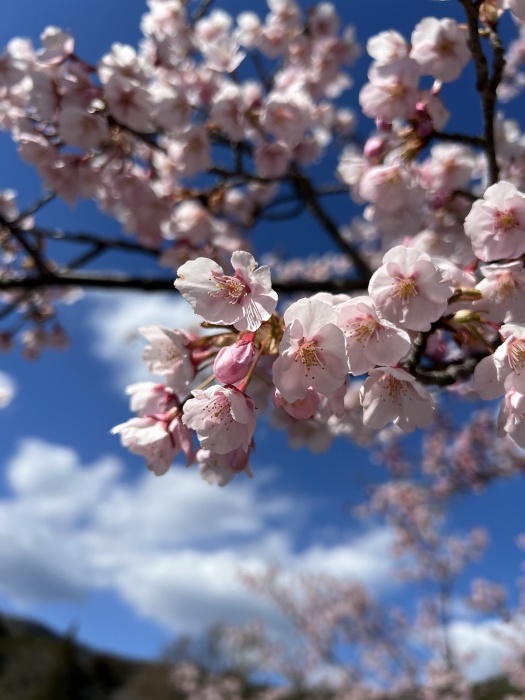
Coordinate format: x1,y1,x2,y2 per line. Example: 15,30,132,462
364,136,387,163
213,338,256,384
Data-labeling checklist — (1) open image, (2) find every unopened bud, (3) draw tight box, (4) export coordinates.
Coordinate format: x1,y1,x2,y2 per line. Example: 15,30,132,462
213,338,256,385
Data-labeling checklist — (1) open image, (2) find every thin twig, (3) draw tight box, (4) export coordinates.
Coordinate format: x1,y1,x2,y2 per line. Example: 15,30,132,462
290,165,371,281
17,191,56,221
0,216,50,276
192,0,215,23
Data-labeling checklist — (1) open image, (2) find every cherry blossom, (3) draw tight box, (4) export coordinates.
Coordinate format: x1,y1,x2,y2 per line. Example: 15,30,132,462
273,386,320,419
476,261,525,323
360,366,435,431
336,296,411,376
196,447,252,486
125,381,178,416
366,30,408,66
272,297,348,402
464,181,525,262
359,57,419,122
497,387,525,448
182,384,256,454
368,246,454,332
473,323,525,399
112,412,193,475
410,17,470,83
175,251,278,332
140,325,196,391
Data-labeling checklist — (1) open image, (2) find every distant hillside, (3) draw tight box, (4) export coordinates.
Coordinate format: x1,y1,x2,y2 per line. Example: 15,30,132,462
0,612,519,700
0,613,175,699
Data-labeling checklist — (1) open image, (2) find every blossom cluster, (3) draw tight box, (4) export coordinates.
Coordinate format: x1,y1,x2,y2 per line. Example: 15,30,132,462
1,0,525,481
113,208,525,484
104,1,525,484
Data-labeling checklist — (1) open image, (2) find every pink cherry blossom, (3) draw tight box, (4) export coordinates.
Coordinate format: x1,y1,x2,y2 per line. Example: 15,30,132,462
254,141,291,178
497,388,525,448
359,164,423,212
359,57,419,122
111,412,193,475
125,381,178,416
476,261,525,323
360,366,435,432
273,386,320,419
140,325,195,392
464,181,525,262
175,251,278,332
37,26,74,65
57,108,110,151
104,75,153,132
272,297,348,402
366,30,408,67
196,447,251,486
182,384,256,454
368,246,454,331
336,295,411,376
410,17,470,83
474,323,525,399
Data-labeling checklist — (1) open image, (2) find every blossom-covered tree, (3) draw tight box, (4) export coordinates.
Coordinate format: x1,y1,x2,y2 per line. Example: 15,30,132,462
4,0,525,693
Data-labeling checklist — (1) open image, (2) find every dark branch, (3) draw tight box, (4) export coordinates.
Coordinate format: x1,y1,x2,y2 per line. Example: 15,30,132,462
431,131,485,148
413,357,479,387
192,0,215,23
32,227,160,257
0,216,51,276
459,0,505,185
0,271,368,295
18,192,56,221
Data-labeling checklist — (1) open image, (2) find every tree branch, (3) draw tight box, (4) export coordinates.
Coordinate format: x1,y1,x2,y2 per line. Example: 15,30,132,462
431,130,485,148
459,0,505,185
31,227,160,257
0,271,369,295
413,356,479,386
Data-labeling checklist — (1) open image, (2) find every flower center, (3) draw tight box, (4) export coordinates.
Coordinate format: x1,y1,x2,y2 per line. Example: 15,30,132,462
393,276,418,304
212,272,250,304
509,339,525,373
297,339,321,372
388,83,406,100
494,209,519,233
496,272,517,299
437,38,454,56
350,317,378,344
385,375,408,403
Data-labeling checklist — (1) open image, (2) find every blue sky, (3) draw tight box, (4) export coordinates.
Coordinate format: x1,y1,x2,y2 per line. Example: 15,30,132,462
0,0,523,682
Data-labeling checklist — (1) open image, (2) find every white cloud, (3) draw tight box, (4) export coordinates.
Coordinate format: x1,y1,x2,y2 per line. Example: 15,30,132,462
0,370,16,408
0,437,395,638
448,617,523,682
4,438,522,682
86,291,199,387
